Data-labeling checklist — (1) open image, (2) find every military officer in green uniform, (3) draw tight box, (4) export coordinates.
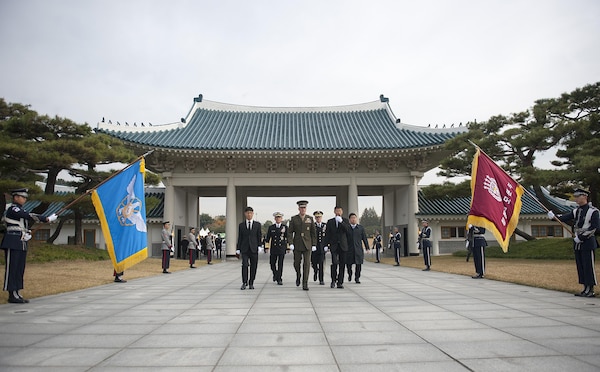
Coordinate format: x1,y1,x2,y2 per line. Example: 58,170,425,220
288,200,317,290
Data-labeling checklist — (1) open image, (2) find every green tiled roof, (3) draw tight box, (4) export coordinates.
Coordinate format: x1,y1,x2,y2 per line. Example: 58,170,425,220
96,96,465,151
417,190,574,216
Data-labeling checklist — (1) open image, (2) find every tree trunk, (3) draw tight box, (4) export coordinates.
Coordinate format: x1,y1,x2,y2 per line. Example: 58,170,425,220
532,185,556,211
45,167,60,195
514,227,536,241
74,209,83,245
47,217,66,244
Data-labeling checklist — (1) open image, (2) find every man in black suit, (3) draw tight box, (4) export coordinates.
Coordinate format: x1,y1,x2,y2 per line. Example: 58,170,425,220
236,206,262,290
324,206,350,289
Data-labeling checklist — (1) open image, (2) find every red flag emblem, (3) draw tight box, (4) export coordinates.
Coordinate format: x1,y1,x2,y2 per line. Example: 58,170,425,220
467,149,524,252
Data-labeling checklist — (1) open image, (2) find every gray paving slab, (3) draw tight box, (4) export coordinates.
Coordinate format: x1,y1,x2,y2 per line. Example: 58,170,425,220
1,254,600,371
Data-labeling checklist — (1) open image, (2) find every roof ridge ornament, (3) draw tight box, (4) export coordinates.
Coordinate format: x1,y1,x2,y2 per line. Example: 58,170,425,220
379,94,389,103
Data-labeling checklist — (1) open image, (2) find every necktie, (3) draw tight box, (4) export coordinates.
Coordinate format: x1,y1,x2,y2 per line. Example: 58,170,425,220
247,221,251,230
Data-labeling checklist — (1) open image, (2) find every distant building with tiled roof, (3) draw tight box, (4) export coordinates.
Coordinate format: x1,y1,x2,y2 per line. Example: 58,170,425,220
415,189,575,254
96,94,467,257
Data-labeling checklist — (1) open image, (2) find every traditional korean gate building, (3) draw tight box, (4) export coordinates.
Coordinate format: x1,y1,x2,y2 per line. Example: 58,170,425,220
96,94,465,256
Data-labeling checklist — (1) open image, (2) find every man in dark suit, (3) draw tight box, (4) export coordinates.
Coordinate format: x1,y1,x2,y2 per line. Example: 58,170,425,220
346,213,370,284
236,206,262,290
288,200,316,290
324,206,350,289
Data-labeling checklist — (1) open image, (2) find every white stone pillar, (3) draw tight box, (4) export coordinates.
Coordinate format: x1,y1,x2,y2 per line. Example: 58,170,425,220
163,173,174,226
348,177,359,216
431,221,440,256
225,177,237,258
407,173,420,255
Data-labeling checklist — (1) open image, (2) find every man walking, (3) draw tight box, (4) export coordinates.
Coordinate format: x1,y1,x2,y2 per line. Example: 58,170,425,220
347,213,370,284
324,206,350,288
312,211,327,285
264,212,288,285
288,200,316,290
237,206,262,290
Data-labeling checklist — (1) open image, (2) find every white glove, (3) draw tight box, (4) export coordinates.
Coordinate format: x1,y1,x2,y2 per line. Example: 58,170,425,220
236,250,240,255
259,246,264,253
465,240,470,248
170,247,174,253
289,244,295,251
468,224,473,229
324,246,329,252
311,246,317,252
574,236,582,244
547,211,555,220
22,233,32,241
47,213,58,222
335,215,342,223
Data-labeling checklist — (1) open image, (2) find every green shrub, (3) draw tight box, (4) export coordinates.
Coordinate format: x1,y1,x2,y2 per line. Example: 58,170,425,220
453,238,576,260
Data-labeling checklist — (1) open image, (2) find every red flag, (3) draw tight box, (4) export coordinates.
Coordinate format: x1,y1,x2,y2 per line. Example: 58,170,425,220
467,149,524,252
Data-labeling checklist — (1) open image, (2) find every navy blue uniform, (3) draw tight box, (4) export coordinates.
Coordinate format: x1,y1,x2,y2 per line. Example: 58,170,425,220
557,203,599,290
469,226,487,277
312,221,327,284
1,202,50,297
264,223,287,284
419,225,432,270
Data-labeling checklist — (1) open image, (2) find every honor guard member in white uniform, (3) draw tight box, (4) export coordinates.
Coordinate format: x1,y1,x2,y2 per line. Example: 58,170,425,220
288,200,317,290
418,220,432,271
468,225,487,278
312,211,327,285
373,230,382,263
264,212,288,285
1,188,57,303
392,227,402,266
548,188,599,297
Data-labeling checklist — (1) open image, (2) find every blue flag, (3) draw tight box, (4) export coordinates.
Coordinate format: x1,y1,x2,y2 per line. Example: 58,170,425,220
91,158,148,272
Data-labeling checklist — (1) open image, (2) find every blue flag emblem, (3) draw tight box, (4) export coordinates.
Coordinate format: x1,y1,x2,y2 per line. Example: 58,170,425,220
92,159,148,272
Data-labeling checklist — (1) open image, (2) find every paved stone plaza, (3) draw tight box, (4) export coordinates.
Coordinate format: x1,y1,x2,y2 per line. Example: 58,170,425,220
1,256,600,371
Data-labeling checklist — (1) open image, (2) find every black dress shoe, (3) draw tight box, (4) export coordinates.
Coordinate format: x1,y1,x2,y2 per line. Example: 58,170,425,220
163,270,170,274
277,280,283,285
348,274,352,281
355,280,361,284
207,262,212,265
330,282,336,288
584,291,596,297
249,284,254,290
296,278,301,287
190,265,196,269
394,263,400,266
313,272,317,281
375,260,380,263
337,283,344,289
8,296,26,304
273,275,276,282
319,281,324,285
240,283,247,290
114,277,127,283
472,274,483,279
422,267,430,271
303,285,309,290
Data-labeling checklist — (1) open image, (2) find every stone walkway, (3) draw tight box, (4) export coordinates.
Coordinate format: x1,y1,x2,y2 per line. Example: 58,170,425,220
1,255,600,371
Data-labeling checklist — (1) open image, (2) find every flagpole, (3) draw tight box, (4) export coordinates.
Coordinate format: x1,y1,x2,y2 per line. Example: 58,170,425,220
32,149,154,230
467,140,574,236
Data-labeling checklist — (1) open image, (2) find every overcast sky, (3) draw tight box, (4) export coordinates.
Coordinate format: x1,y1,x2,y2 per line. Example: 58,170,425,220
2,1,599,222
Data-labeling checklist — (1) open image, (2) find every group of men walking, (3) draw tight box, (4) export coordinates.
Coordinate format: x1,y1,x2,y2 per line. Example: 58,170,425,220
240,201,372,291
